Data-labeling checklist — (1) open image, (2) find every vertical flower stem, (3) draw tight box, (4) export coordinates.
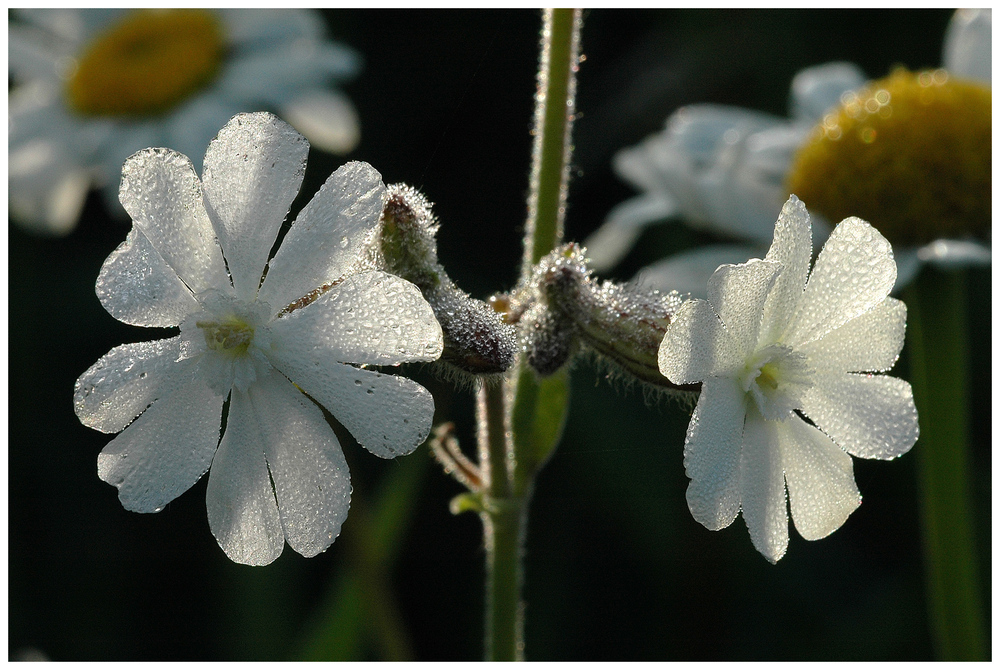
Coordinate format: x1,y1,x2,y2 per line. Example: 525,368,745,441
479,8,581,661
904,268,986,660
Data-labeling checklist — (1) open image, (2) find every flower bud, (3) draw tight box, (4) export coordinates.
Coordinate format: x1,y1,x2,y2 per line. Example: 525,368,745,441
374,184,517,380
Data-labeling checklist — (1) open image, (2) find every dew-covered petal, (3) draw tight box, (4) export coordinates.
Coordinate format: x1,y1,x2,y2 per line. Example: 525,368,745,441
74,336,191,433
119,148,230,294
97,374,223,514
788,218,896,346
707,259,780,358
635,244,761,300
269,271,443,366
798,297,906,373
259,162,385,315
202,112,308,302
759,196,812,346
780,416,861,541
205,388,284,566
281,89,361,155
96,227,199,327
583,194,678,272
801,372,919,460
268,353,435,459
658,299,744,384
683,379,747,531
248,369,351,557
740,412,789,563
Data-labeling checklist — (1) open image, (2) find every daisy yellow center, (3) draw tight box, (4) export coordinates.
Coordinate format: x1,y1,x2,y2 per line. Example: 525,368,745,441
66,9,225,118
786,69,991,246
197,317,254,358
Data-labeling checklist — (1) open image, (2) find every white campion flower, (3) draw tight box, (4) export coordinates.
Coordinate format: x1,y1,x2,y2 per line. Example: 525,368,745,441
588,9,991,296
658,196,919,563
73,112,444,566
10,8,362,235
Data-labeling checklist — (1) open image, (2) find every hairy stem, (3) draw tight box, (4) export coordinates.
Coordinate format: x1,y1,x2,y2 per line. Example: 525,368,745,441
905,268,986,660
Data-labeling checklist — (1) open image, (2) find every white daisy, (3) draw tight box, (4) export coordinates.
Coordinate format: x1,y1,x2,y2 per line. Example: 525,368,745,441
588,9,991,296
73,112,444,566
658,196,918,563
10,8,362,235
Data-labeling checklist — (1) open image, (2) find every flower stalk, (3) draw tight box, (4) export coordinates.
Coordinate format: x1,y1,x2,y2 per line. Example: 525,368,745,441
480,8,581,661
904,268,986,660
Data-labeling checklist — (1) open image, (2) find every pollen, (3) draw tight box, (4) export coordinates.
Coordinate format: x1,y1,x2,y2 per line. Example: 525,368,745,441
787,68,991,246
66,9,225,118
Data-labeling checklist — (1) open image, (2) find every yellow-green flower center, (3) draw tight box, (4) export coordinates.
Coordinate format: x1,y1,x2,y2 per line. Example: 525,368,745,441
197,317,254,357
66,9,225,118
787,68,991,246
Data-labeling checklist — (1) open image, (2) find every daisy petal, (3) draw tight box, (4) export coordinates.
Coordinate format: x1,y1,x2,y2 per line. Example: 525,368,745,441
584,194,678,272
281,89,362,155
683,379,747,530
206,388,284,566
790,218,896,345
635,244,760,300
658,299,744,383
97,374,223,514
96,227,199,327
798,297,906,373
780,417,861,541
74,336,190,433
790,62,867,123
740,412,789,563
259,163,385,315
707,259,781,358
759,196,811,345
802,372,919,460
268,355,435,459
202,112,308,302
8,24,63,81
119,148,230,294
269,271,443,366
250,370,351,557
942,8,992,84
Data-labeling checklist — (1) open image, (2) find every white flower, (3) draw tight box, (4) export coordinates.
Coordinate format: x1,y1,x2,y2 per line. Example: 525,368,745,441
658,196,919,562
588,9,991,296
73,112,444,566
10,9,362,235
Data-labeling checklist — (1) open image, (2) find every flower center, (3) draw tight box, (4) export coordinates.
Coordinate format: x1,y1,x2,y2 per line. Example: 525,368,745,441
786,68,990,246
197,316,255,358
740,344,813,421
66,9,225,118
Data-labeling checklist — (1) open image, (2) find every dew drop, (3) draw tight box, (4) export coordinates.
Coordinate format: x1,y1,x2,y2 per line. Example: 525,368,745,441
366,389,374,395
339,236,350,249
354,379,362,386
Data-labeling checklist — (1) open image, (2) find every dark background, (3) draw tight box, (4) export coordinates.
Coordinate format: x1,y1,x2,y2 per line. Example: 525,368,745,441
9,9,991,660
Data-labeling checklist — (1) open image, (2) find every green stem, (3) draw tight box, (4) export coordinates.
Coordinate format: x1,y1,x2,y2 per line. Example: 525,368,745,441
480,8,581,661
904,268,985,660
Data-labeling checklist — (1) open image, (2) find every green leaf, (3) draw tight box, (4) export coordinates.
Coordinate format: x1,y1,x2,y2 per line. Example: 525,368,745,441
510,363,570,495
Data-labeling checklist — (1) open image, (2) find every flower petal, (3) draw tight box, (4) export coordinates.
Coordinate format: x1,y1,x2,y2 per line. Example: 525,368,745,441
942,8,992,85
789,62,867,123
584,194,678,272
8,23,64,82
635,244,761,300
119,148,230,295
683,378,747,531
740,412,789,563
259,162,385,315
267,354,435,459
97,373,223,514
780,416,861,541
249,370,351,557
801,372,919,460
74,336,191,433
658,298,744,384
759,196,812,346
281,89,361,155
201,112,308,302
707,258,781,358
96,227,199,327
269,271,443,366
205,388,284,566
788,218,896,346
917,238,992,268
798,297,906,373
